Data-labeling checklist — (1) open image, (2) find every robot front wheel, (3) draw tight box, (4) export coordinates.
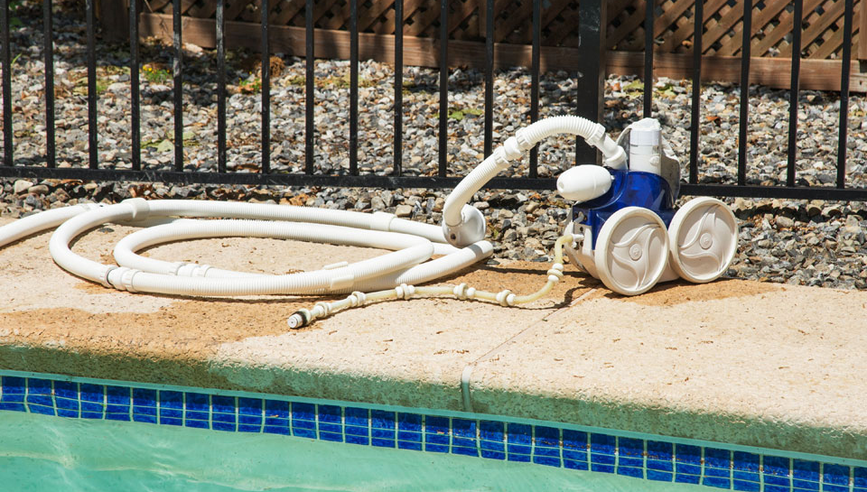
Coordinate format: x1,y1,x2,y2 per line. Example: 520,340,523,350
593,198,739,296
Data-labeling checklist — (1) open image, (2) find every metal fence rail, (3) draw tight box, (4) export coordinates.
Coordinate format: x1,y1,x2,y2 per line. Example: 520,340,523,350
0,0,865,201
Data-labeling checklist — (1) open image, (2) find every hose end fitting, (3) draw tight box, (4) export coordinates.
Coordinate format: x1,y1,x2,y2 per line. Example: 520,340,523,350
287,309,312,329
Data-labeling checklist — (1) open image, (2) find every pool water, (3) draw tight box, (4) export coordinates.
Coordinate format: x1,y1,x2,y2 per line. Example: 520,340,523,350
0,410,707,492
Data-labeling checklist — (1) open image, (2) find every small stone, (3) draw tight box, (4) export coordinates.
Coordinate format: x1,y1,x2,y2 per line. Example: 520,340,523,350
13,180,33,194
28,184,49,195
394,204,413,217
775,216,794,229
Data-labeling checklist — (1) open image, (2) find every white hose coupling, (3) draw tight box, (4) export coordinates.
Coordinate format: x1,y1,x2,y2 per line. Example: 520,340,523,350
105,266,140,292
502,136,525,161
496,289,516,307
394,283,416,300
175,263,213,277
99,265,117,288
547,263,565,283
349,291,367,307
122,198,151,222
313,302,333,317
453,283,469,299
370,212,395,232
583,123,607,150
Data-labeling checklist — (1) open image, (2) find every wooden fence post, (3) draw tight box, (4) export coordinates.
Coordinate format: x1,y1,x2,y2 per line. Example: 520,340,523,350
97,0,131,42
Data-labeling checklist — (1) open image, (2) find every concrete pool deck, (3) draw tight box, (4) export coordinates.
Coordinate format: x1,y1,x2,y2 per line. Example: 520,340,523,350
1,216,866,461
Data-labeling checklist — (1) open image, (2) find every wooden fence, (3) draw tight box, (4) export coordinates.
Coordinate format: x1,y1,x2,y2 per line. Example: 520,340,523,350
101,0,867,91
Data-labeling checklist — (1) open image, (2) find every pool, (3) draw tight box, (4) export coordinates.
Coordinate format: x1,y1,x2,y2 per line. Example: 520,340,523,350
2,370,865,491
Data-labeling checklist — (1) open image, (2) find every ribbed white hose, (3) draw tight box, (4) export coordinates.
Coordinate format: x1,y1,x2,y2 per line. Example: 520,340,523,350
443,115,620,228
0,203,103,248
0,197,493,297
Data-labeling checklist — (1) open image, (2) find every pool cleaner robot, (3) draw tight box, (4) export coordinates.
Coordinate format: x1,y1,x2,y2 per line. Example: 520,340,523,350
556,118,739,295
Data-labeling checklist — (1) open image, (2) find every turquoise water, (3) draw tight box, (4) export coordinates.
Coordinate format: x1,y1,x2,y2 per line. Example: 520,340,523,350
0,411,708,492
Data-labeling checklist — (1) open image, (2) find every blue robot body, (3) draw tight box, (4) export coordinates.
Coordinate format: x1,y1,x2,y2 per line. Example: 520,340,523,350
572,168,677,250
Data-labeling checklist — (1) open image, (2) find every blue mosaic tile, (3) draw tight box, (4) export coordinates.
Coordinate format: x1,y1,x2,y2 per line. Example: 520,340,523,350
792,459,820,490
675,444,702,484
371,412,394,448
822,463,850,492
27,378,52,395
106,386,130,405
589,433,616,473
318,405,341,423
212,410,237,432
733,451,761,490
397,414,422,450
618,437,644,470
29,404,55,416
186,419,209,430
1,376,26,397
425,416,450,453
80,384,103,402
704,447,731,489
239,398,263,432
132,388,157,407
562,429,588,469
345,407,368,427
646,440,673,481
186,393,211,423
211,396,236,415
532,426,560,467
764,456,792,488
480,421,505,460
292,402,316,423
0,402,26,412
855,467,867,491
132,413,157,424
54,381,79,400
160,391,183,409
506,423,532,462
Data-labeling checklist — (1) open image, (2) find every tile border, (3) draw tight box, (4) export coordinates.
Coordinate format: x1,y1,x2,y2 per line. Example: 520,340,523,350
2,370,866,491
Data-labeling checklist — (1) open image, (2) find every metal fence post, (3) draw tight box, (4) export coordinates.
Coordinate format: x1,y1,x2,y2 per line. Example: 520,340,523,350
576,0,606,165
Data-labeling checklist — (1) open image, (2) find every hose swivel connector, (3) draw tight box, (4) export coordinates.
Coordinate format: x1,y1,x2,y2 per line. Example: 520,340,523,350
442,204,486,247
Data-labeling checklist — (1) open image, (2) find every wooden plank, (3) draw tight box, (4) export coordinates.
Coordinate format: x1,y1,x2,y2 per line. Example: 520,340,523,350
139,12,867,92
607,50,867,91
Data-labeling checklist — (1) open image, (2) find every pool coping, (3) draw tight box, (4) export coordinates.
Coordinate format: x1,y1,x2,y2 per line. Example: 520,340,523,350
2,216,867,463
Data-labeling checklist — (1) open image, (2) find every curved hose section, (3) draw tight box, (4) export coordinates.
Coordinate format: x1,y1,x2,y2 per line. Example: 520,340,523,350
0,198,496,297
442,115,626,244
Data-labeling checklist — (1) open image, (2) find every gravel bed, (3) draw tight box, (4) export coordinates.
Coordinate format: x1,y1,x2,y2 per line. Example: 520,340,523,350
1,1,866,291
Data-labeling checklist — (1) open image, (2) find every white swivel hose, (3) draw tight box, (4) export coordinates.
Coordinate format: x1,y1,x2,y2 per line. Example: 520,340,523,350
442,115,626,247
0,115,625,328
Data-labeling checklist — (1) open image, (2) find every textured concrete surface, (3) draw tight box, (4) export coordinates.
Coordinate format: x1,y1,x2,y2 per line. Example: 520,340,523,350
1,216,866,460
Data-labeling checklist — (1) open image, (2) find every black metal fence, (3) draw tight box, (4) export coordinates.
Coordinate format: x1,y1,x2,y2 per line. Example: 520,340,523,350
0,0,865,201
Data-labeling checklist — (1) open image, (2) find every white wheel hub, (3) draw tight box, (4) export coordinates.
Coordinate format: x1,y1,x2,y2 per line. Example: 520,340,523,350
668,197,739,283
594,207,669,296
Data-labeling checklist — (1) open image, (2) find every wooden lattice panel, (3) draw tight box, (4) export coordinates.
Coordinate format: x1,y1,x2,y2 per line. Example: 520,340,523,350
145,0,864,61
